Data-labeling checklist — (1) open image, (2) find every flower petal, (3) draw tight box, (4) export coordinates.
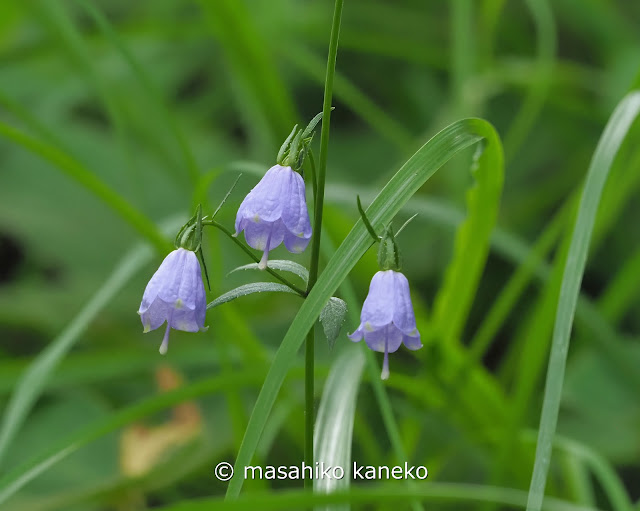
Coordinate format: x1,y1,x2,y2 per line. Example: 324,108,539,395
403,332,422,351
347,324,365,342
360,270,395,327
243,219,285,252
138,248,207,334
170,307,201,332
139,297,173,332
175,250,205,310
235,165,291,229
363,323,403,353
138,249,185,314
283,228,311,254
391,271,419,335
281,169,312,252
156,249,191,305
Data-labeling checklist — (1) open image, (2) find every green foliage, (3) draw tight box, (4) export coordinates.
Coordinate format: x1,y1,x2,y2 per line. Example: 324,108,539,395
1,1,639,510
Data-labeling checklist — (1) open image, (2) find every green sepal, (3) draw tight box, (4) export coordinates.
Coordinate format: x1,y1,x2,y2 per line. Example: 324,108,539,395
277,110,331,171
174,211,197,250
377,225,401,271
356,195,381,242
174,204,210,290
277,124,298,165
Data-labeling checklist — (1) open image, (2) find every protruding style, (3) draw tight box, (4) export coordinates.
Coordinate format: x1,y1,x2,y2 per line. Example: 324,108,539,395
138,248,207,354
349,270,422,379
234,164,312,269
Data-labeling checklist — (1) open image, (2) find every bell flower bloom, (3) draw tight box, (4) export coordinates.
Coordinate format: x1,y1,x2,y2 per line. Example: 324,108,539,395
234,164,312,269
138,248,207,354
349,270,422,379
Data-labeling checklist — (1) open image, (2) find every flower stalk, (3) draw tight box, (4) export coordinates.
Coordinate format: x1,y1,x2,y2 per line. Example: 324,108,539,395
303,0,344,486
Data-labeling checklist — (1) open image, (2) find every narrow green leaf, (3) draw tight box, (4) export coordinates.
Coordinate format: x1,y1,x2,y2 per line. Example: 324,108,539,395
0,218,182,469
229,260,309,284
523,431,634,511
74,0,201,183
503,0,555,162
319,297,348,350
225,118,503,499
526,91,640,511
207,283,300,310
0,246,150,469
0,371,265,505
0,121,171,254
432,136,504,345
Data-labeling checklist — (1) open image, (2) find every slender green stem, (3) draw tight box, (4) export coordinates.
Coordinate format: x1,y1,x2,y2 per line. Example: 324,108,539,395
306,150,318,207
202,220,307,297
303,0,344,489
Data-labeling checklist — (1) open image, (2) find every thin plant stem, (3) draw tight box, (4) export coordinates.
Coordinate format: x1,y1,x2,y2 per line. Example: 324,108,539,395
202,220,307,297
304,0,344,488
306,149,318,207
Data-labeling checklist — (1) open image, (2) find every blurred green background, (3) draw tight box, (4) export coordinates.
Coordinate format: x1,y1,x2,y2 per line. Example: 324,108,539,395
1,0,640,510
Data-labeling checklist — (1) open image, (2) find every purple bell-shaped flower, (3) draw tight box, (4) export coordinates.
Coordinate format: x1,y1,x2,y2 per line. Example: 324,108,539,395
234,164,312,269
138,248,207,354
349,270,422,379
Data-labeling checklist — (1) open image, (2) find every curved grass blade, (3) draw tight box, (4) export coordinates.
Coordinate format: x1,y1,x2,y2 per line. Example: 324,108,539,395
0,371,266,505
0,121,171,254
206,283,301,310
431,133,504,345
0,246,151,469
525,91,640,511
0,217,183,468
229,260,309,284
225,117,503,499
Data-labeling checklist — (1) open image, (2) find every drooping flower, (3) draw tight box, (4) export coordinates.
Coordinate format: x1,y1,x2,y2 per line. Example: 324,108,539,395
349,270,422,379
234,164,312,269
138,248,207,354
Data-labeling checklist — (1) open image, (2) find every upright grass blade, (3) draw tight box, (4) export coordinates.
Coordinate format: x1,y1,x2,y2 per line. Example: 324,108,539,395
73,0,201,184
198,0,297,149
431,132,504,345
313,345,364,511
28,0,144,187
224,117,503,499
525,91,640,511
281,44,415,154
503,0,555,162
451,0,474,116
522,431,634,511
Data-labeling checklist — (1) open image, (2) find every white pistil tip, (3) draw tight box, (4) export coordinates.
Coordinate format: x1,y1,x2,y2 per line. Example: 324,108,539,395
258,251,269,270
159,324,170,355
381,366,390,380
